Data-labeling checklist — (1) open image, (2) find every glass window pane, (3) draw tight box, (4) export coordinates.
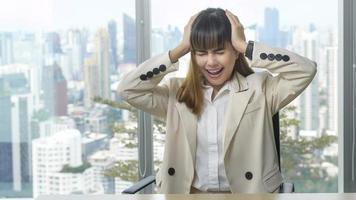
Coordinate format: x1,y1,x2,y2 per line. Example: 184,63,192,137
0,1,138,197
151,0,338,193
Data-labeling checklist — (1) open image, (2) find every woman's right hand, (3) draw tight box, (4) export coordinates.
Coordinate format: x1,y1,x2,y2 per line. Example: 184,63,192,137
181,13,198,52
169,13,199,63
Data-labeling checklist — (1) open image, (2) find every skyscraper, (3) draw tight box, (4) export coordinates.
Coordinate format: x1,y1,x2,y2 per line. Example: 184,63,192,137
54,65,68,116
61,29,86,81
0,32,14,65
123,14,136,64
292,27,320,133
326,46,338,132
42,63,68,117
108,20,118,72
0,67,33,197
84,29,111,108
259,7,281,47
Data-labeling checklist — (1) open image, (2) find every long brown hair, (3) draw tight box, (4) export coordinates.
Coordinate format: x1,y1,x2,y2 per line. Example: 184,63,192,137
176,8,254,117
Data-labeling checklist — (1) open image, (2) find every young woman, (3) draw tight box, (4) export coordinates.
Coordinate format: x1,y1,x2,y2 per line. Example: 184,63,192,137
117,8,317,193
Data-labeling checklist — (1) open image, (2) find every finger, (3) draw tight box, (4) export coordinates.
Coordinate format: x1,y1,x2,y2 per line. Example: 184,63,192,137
189,13,199,23
225,10,237,24
226,10,243,28
225,10,236,27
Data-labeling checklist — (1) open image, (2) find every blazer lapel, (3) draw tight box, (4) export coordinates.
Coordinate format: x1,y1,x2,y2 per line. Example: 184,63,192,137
175,102,197,165
223,73,253,157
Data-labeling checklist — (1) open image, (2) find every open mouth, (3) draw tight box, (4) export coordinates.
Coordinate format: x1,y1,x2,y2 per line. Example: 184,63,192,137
206,67,224,78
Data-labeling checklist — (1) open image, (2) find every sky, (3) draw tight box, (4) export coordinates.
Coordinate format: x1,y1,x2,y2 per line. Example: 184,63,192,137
0,0,338,32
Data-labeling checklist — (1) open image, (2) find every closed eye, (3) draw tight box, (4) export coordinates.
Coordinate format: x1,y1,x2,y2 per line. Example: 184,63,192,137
195,51,207,56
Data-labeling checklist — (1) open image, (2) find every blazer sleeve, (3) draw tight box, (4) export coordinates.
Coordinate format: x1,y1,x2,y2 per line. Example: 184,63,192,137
117,52,179,119
250,42,317,115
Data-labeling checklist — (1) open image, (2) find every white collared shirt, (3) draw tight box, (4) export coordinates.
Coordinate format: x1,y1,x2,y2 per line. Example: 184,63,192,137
192,81,232,192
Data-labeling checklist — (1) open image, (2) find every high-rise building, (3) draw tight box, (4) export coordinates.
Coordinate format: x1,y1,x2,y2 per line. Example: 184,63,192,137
84,29,111,108
88,151,115,194
292,27,320,134
325,46,338,132
11,33,42,110
42,63,68,116
44,32,62,56
54,65,68,116
0,32,14,65
32,129,83,197
13,33,39,65
31,116,77,140
151,29,165,56
108,20,118,72
0,68,33,197
151,26,182,57
259,7,280,47
60,29,86,81
123,14,136,64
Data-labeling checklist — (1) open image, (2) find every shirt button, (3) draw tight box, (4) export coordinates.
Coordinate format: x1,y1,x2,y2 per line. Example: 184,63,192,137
267,53,275,61
146,71,154,78
168,167,175,176
260,53,268,60
245,172,253,180
152,68,160,74
159,64,166,72
139,74,147,80
275,54,282,61
282,55,290,62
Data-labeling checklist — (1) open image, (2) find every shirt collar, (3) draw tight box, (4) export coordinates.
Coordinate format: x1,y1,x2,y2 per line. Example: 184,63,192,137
202,72,250,101
203,78,232,102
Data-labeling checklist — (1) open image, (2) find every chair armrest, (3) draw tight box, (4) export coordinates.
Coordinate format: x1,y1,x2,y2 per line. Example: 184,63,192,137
279,182,295,193
122,175,156,194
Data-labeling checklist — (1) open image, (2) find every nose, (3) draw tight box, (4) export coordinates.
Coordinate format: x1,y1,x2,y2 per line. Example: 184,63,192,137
206,53,217,66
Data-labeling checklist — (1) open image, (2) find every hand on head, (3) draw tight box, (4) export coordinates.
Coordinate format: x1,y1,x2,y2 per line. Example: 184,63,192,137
180,13,199,54
225,9,248,54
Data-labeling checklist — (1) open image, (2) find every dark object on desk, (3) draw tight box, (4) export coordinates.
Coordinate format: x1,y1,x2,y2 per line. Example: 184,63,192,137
122,113,295,194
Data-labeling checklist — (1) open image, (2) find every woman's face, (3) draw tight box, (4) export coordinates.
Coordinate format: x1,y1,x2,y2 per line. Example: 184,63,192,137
194,42,238,90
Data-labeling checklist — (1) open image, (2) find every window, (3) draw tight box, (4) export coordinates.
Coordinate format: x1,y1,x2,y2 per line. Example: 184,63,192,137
0,0,345,197
0,0,138,197
151,0,339,193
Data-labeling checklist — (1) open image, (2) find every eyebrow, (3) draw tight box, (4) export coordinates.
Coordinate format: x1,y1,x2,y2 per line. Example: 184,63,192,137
195,47,225,52
213,48,225,52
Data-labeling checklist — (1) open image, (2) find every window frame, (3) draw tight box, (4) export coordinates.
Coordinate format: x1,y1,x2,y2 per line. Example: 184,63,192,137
342,0,356,193
137,0,349,193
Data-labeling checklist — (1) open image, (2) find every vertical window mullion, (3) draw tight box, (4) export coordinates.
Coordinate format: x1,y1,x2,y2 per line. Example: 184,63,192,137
343,0,356,193
135,0,154,194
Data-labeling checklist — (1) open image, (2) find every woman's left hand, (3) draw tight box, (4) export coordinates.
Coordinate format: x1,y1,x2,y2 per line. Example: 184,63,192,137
225,9,248,54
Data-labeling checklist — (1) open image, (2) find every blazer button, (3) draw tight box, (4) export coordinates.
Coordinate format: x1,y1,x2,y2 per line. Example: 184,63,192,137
267,53,275,61
245,172,253,180
152,68,160,75
146,71,154,78
159,64,166,72
168,167,175,176
140,74,147,81
275,54,282,61
260,53,267,60
282,55,290,62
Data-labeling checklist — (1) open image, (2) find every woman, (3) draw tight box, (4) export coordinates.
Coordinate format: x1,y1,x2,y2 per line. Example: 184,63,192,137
117,8,317,193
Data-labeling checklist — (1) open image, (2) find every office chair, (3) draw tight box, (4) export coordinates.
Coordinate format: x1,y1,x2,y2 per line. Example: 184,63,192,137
122,112,295,194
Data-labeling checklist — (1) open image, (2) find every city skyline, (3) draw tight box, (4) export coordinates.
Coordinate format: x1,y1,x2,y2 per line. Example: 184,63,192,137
0,2,339,197
0,0,338,32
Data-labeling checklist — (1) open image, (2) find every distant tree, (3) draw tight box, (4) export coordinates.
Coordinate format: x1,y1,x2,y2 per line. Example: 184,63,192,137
104,160,138,182
280,105,338,192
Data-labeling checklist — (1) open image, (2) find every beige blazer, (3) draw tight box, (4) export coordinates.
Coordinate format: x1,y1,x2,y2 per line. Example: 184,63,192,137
117,42,317,193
